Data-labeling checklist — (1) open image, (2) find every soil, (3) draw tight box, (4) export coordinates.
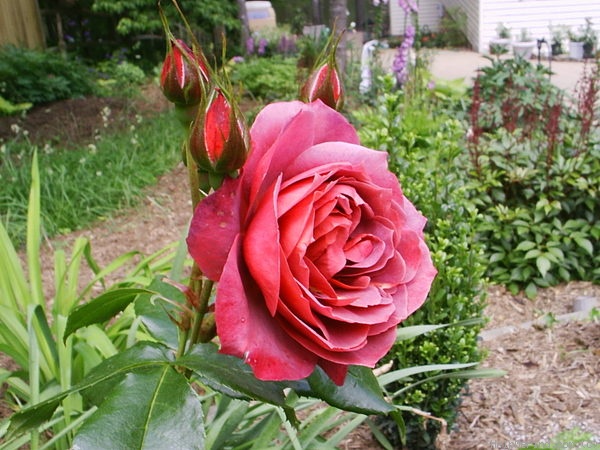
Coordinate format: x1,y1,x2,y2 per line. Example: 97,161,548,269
1,90,598,449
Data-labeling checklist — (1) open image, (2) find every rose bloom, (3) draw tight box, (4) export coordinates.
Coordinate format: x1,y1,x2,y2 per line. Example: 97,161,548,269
187,100,436,385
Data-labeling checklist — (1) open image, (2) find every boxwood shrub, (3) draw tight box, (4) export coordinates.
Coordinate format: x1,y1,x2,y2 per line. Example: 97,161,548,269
353,77,487,449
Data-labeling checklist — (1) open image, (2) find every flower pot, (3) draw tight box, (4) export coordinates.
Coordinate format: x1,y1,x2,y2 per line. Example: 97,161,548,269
512,41,536,59
569,41,584,60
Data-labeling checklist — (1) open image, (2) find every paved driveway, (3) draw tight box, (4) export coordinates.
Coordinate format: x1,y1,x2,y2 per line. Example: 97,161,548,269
378,48,590,94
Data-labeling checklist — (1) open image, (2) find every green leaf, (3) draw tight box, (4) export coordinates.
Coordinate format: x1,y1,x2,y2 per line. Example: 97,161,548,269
8,342,173,437
389,367,505,398
377,362,477,388
489,252,505,263
134,277,182,350
524,282,538,299
396,318,484,342
64,288,155,340
304,366,394,415
524,248,542,259
515,240,536,252
177,344,293,409
536,255,551,278
204,398,248,450
26,152,44,309
574,237,594,256
73,366,204,450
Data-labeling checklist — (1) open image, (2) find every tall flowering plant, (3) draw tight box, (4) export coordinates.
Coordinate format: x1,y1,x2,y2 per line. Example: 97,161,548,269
392,0,419,86
5,2,437,448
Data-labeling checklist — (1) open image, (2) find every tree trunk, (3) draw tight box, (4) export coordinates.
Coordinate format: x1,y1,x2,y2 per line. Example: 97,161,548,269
330,0,348,73
236,0,250,54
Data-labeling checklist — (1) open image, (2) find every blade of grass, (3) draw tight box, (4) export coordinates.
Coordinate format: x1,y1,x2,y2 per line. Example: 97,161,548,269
26,152,44,310
378,362,477,387
27,305,41,450
0,232,27,313
39,406,97,450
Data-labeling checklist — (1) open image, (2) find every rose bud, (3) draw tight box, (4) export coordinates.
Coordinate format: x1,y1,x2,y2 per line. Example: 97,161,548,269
160,38,208,106
300,60,344,110
188,88,248,175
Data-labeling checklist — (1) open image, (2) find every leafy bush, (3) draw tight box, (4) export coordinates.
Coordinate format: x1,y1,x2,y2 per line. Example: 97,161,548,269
0,46,96,105
436,7,469,48
95,60,147,98
471,57,563,134
229,56,299,102
466,58,600,296
354,76,487,449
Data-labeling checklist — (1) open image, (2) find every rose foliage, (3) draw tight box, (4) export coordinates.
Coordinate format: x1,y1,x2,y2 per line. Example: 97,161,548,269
187,100,436,385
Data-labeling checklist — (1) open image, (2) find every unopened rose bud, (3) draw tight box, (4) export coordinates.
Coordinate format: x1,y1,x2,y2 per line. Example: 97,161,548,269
300,61,344,110
160,38,208,106
189,89,248,175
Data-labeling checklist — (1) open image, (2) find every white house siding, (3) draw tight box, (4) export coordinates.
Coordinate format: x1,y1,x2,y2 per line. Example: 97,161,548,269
390,0,600,52
389,0,446,35
478,0,600,53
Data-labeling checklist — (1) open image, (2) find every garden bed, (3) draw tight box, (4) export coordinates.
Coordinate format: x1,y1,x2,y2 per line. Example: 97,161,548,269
1,92,598,449
32,163,600,450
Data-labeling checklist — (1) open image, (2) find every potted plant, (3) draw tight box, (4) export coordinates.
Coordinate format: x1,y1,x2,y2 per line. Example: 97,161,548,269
489,22,511,55
549,24,567,56
512,28,536,59
581,17,598,58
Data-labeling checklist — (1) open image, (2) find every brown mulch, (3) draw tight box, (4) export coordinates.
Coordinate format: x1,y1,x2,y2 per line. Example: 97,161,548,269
1,89,599,449
438,284,600,450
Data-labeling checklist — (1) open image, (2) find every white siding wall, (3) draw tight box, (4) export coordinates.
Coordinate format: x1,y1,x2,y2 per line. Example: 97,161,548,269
479,0,600,53
390,0,600,52
390,0,446,35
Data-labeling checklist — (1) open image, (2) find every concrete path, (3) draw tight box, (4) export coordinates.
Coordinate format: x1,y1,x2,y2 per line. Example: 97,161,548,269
379,48,591,94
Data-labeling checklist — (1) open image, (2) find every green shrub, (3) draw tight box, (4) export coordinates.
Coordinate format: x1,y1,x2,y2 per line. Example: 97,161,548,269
436,7,470,48
229,56,299,102
95,60,147,98
466,58,600,296
471,57,563,133
354,76,487,449
0,46,96,105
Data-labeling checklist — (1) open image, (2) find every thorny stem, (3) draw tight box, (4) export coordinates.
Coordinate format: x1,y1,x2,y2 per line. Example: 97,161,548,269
188,279,215,347
179,139,212,358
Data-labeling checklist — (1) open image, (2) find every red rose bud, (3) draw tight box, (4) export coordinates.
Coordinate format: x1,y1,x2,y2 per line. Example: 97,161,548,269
189,89,248,175
300,62,344,110
160,39,208,106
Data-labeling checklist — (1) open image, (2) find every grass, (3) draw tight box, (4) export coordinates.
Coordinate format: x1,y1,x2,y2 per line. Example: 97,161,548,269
0,110,184,247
